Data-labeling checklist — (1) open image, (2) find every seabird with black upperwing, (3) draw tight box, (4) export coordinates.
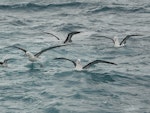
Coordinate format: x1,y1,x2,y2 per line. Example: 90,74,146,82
99,34,142,47
54,57,117,71
14,45,67,62
0,59,11,67
45,31,81,44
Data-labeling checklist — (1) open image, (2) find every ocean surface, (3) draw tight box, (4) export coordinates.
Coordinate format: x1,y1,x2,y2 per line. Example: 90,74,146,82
0,0,150,113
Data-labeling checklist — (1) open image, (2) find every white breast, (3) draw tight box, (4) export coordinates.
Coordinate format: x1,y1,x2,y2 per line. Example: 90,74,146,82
75,62,83,71
114,37,121,47
26,52,38,62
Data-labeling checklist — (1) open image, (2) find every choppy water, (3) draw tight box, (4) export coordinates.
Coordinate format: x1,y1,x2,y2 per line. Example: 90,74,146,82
0,0,150,113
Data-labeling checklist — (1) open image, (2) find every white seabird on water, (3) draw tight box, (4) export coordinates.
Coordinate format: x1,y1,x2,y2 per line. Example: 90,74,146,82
14,45,66,62
99,34,142,47
45,31,81,44
54,57,117,71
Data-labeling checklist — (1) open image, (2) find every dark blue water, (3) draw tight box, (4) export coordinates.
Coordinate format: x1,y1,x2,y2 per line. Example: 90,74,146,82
0,0,150,113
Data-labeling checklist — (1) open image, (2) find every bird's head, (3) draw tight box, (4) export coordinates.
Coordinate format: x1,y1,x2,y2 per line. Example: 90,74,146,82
113,36,119,43
76,59,81,64
25,51,32,57
114,36,118,40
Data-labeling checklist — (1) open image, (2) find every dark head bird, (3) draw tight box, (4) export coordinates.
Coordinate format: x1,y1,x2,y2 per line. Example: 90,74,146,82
54,57,117,71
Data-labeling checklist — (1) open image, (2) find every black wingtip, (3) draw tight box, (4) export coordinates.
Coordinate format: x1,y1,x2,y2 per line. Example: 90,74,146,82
132,34,143,36
73,31,81,34
4,59,10,63
127,34,143,37
44,32,60,40
106,61,117,65
53,58,59,60
64,31,81,44
56,44,68,47
53,57,65,60
113,63,118,65
13,46,27,53
69,31,81,35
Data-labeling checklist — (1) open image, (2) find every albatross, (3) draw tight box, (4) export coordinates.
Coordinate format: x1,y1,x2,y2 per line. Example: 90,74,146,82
54,57,117,71
99,34,142,47
14,45,66,62
45,31,81,44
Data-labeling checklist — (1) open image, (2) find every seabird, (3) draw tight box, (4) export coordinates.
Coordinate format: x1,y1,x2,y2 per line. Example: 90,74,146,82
54,57,117,71
0,59,10,67
99,34,142,47
45,31,81,44
14,45,66,62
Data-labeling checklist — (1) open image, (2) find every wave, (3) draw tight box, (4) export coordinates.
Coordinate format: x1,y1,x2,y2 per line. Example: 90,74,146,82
88,6,149,14
0,2,82,11
0,2,149,13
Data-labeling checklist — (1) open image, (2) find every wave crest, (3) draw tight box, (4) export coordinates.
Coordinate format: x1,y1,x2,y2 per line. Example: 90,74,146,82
0,2,82,11
88,6,148,14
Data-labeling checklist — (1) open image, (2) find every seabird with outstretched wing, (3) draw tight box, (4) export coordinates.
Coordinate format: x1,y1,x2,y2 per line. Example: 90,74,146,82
99,34,142,47
54,57,117,71
14,45,67,62
0,59,11,67
45,31,81,44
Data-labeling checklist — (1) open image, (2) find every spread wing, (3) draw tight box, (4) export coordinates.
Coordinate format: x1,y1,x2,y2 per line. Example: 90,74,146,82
13,46,27,53
120,34,142,45
0,59,10,64
63,31,80,44
83,60,117,69
44,32,60,40
4,59,11,63
54,57,76,67
34,45,66,57
98,36,115,44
